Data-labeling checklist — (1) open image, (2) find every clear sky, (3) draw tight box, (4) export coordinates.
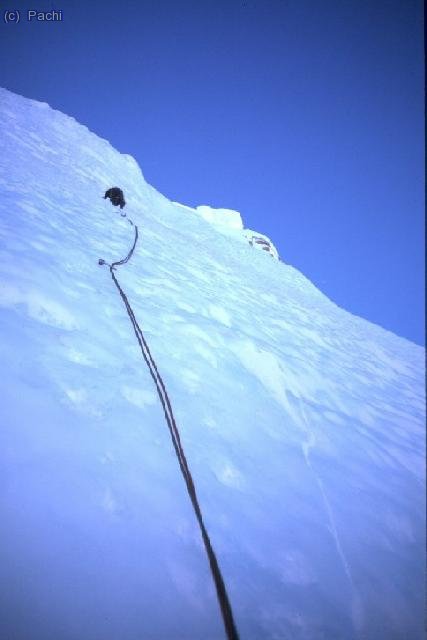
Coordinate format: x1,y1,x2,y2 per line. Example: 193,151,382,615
1,0,424,345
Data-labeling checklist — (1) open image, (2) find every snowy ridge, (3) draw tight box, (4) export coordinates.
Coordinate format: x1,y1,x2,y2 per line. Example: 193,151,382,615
172,203,244,232
0,87,425,640
172,201,279,260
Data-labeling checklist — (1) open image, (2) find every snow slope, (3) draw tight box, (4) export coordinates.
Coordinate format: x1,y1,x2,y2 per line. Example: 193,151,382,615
0,87,425,640
172,202,280,259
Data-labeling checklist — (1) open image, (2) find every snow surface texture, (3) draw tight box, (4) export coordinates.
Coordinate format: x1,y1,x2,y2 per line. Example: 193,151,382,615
172,202,280,260
0,87,425,640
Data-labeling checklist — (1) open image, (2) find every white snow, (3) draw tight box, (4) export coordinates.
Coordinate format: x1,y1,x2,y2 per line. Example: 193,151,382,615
0,87,425,640
172,202,279,259
196,205,244,231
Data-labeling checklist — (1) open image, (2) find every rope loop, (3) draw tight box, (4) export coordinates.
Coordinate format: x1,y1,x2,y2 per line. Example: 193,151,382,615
99,216,240,640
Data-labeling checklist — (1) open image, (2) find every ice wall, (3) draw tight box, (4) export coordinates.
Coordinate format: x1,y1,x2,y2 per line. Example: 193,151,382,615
0,87,425,640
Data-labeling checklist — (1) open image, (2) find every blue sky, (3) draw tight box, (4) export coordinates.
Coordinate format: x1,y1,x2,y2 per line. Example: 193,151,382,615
1,0,424,345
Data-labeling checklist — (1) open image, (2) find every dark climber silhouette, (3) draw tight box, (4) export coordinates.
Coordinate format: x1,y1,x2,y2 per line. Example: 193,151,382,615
104,187,126,210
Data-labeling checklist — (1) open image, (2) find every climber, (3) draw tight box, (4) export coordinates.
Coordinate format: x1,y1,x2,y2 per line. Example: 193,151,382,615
104,187,126,210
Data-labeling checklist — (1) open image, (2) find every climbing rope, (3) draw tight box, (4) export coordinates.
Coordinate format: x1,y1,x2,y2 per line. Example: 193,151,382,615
99,218,240,640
